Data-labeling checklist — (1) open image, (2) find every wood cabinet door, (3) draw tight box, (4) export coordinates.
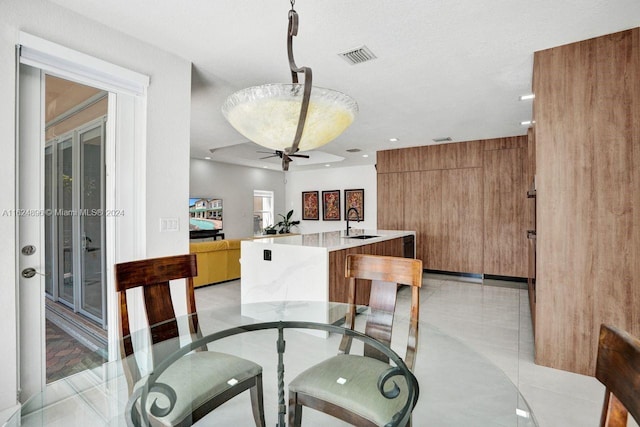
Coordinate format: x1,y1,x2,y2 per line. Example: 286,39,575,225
441,168,483,274
328,238,404,304
377,173,404,230
533,28,640,375
483,148,528,277
329,247,358,304
403,171,442,269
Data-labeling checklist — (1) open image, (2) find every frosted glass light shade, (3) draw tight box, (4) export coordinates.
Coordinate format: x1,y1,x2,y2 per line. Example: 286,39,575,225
222,83,358,152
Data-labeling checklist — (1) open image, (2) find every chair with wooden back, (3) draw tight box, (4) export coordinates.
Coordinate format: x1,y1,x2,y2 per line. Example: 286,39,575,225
115,253,265,427
596,324,640,427
288,254,423,426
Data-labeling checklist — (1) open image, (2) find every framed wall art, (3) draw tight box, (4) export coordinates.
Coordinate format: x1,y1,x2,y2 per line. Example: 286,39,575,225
302,191,319,220
344,189,364,221
322,190,341,221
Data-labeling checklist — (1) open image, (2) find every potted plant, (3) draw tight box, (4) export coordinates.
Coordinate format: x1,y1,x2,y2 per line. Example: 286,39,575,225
263,224,278,235
275,209,300,234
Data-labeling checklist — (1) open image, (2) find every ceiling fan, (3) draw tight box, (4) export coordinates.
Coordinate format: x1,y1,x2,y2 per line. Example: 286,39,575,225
257,149,309,171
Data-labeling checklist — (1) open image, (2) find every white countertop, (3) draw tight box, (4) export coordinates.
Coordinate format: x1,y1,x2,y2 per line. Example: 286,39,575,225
243,229,414,251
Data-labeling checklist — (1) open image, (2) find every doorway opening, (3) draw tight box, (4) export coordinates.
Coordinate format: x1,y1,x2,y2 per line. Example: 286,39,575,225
43,75,108,382
17,32,149,403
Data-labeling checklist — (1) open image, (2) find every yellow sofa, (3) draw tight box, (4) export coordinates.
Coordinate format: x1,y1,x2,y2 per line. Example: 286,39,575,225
226,239,241,280
189,239,241,287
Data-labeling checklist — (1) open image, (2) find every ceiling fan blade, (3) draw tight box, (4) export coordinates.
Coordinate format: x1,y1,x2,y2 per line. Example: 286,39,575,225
259,154,278,159
289,154,310,159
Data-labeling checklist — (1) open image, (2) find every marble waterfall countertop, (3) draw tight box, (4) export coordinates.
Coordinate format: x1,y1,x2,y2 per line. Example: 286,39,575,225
244,229,414,251
240,229,416,326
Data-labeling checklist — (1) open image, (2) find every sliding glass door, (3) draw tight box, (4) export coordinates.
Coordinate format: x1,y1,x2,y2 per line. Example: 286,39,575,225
45,118,106,326
79,125,104,319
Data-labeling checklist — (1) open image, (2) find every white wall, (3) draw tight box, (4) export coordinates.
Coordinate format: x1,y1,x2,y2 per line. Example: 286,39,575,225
189,161,377,238
0,0,191,411
190,159,286,239
284,165,377,234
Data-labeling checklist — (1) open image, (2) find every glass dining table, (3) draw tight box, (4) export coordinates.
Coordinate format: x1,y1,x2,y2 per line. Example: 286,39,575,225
14,300,538,426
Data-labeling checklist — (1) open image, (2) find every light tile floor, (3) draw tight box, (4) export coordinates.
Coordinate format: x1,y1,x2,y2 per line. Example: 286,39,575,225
13,273,637,427
407,274,604,427
196,274,608,427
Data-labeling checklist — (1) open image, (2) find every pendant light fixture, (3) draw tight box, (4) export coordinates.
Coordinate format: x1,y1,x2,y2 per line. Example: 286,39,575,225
222,0,358,170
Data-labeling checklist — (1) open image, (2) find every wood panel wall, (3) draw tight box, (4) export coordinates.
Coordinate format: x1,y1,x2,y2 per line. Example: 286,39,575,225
328,237,404,304
441,168,484,273
377,173,404,230
483,147,528,277
403,171,442,271
533,28,640,375
377,136,528,277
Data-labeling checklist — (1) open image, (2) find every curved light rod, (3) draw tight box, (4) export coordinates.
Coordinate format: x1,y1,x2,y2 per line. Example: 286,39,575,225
283,4,312,170
221,1,358,171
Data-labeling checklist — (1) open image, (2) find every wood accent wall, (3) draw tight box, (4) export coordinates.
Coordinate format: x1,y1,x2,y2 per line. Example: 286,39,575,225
483,146,527,276
377,137,528,277
442,168,484,273
377,173,404,230
533,28,640,375
403,171,442,270
329,237,404,304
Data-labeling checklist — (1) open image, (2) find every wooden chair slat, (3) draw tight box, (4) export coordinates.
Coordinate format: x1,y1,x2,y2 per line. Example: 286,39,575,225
114,253,266,426
596,324,640,426
142,282,177,327
115,254,197,292
363,279,397,363
290,253,423,427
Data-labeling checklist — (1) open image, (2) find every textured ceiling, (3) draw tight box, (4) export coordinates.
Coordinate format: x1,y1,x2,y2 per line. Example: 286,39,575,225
49,0,640,171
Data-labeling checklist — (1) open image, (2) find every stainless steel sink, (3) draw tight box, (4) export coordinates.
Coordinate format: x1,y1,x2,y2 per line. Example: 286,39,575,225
345,235,379,239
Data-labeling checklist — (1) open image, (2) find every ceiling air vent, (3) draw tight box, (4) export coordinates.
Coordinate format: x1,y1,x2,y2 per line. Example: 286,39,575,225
339,45,377,65
346,148,361,153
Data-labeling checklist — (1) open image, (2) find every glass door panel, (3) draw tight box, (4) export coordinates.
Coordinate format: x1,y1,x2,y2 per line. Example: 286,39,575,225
46,120,106,326
44,145,53,297
57,137,74,306
79,126,104,320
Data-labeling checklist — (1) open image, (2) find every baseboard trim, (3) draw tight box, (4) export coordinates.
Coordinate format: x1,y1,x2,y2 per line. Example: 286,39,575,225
425,269,482,279
424,270,528,289
483,274,527,283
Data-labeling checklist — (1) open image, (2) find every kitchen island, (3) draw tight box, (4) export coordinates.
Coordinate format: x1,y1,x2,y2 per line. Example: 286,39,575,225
240,229,415,308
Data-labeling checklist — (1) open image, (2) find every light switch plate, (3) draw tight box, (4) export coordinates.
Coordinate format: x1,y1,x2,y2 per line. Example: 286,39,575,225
160,217,179,232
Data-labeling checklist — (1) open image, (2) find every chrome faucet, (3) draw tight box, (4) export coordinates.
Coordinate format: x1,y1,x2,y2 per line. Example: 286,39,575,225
346,207,361,236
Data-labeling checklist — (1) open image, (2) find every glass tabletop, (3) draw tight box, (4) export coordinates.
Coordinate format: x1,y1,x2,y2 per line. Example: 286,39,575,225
14,301,538,426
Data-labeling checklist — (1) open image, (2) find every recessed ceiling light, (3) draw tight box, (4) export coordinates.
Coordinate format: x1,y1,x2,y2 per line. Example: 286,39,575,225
389,138,399,142
519,94,535,101
520,120,535,126
362,154,369,158
325,164,331,167
204,156,211,160
263,166,268,169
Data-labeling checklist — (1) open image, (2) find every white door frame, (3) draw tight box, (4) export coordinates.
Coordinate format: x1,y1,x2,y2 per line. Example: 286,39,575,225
16,32,148,400
16,63,46,404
